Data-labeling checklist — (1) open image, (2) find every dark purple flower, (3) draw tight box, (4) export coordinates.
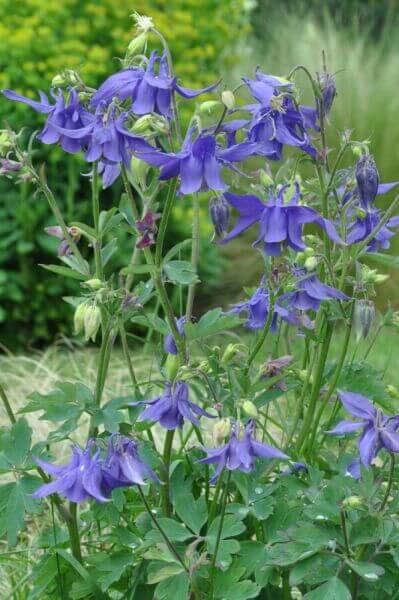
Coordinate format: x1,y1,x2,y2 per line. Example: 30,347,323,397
135,211,160,249
261,354,293,391
327,391,399,478
2,88,92,153
101,435,158,493
91,50,219,118
316,72,336,119
222,183,342,255
132,380,214,430
347,208,399,252
32,443,109,503
45,225,81,257
209,196,230,238
0,157,22,176
229,286,299,332
199,420,288,483
242,69,317,160
137,125,258,195
51,106,152,187
356,154,379,208
281,461,308,476
280,273,349,313
164,316,186,355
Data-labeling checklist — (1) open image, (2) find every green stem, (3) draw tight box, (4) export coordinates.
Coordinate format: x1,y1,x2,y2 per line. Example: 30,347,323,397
186,193,200,321
207,474,224,526
89,323,112,437
246,293,275,371
91,165,103,279
155,179,177,267
119,323,140,397
137,486,188,571
363,322,383,361
162,430,175,517
340,508,351,556
0,382,16,424
209,470,231,599
282,571,291,600
67,502,83,563
380,453,395,511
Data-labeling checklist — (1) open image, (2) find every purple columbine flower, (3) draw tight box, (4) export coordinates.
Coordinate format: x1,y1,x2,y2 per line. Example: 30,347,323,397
164,316,186,355
356,154,379,208
316,72,336,119
281,461,308,476
327,391,399,479
132,380,214,430
199,420,288,483
32,443,109,503
44,225,81,257
209,196,230,238
229,287,299,332
347,208,399,252
51,105,152,187
101,435,159,493
222,183,342,255
280,273,349,313
91,50,219,118
242,68,317,160
0,157,22,176
2,88,92,153
261,354,293,391
137,125,258,195
135,211,160,249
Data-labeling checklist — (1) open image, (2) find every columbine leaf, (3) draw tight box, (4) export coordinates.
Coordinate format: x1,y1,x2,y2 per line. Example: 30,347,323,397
21,382,93,422
346,560,385,581
304,576,351,600
154,572,189,600
163,260,199,285
0,475,42,545
0,418,32,468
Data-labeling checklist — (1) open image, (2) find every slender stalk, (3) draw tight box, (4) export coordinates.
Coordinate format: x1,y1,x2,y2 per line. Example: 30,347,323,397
209,470,231,600
89,323,113,437
340,508,351,556
162,430,175,517
137,486,188,571
282,571,291,600
91,166,103,279
246,294,275,371
380,453,395,511
155,179,178,267
0,382,16,424
119,323,140,397
67,502,83,563
186,193,200,321
363,323,383,361
207,474,224,526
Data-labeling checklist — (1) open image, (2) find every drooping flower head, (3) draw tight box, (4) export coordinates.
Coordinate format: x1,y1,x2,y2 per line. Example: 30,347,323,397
355,154,379,208
101,435,159,493
209,195,230,238
316,72,336,119
229,286,299,332
2,88,92,153
222,183,342,255
280,272,349,313
138,125,258,195
261,355,293,391
45,225,81,257
164,316,186,355
347,208,399,252
132,380,214,430
91,50,219,118
327,391,399,478
199,420,288,483
32,443,109,503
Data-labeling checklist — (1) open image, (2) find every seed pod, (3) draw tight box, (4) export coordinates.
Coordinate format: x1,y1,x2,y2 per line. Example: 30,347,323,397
209,196,230,238
74,303,87,335
356,154,379,207
354,299,375,340
83,304,101,342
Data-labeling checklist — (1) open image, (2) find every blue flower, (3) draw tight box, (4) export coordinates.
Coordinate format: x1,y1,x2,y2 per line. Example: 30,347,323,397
132,380,214,430
2,88,92,153
280,273,349,312
347,209,399,252
328,391,399,478
138,125,258,195
229,286,299,331
199,420,288,483
355,154,379,208
222,183,342,255
91,50,219,118
164,316,186,355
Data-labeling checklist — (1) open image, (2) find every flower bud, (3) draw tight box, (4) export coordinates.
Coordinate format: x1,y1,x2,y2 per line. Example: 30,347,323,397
74,303,87,335
209,196,230,238
165,354,181,382
259,170,274,188
304,247,315,257
131,114,154,134
212,418,231,445
356,154,379,207
84,278,103,291
126,32,147,57
386,384,399,399
342,495,363,509
84,305,101,342
131,156,149,187
221,343,240,364
51,73,66,88
354,299,375,340
199,100,222,115
0,130,13,156
221,90,235,110
242,400,258,419
304,256,318,272
317,72,336,118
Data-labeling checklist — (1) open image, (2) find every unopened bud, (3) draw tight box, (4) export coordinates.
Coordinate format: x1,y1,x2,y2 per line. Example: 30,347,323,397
74,303,87,335
84,278,103,291
0,130,13,156
165,354,180,382
126,32,147,57
242,400,258,419
351,144,363,158
304,256,318,271
131,114,154,134
259,170,274,188
342,495,363,509
356,153,379,208
221,90,235,110
131,156,149,187
386,384,399,399
221,343,240,364
84,304,101,342
317,72,336,118
209,196,230,238
199,100,222,115
212,418,231,445
304,247,315,257
354,299,375,340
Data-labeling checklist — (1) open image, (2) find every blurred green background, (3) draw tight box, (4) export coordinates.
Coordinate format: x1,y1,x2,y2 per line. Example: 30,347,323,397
0,0,399,349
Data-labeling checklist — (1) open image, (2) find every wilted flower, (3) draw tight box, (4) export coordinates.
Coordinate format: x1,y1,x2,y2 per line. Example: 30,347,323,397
135,211,160,249
2,88,92,153
327,391,399,479
209,196,230,238
164,316,186,355
33,443,109,503
138,125,258,195
356,154,379,208
222,183,342,255
102,435,159,493
132,380,214,430
280,273,349,313
91,50,219,118
199,420,288,483
45,225,81,257
229,287,299,332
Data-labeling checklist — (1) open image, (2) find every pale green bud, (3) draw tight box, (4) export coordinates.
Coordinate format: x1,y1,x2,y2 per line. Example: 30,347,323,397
304,256,318,271
356,207,367,219
221,343,240,364
386,384,399,399
74,303,87,335
131,114,154,134
342,495,363,509
298,369,313,385
221,90,235,110
242,400,258,419
352,145,363,157
51,73,66,88
152,117,170,135
127,32,147,57
304,247,315,257
165,354,180,382
0,130,13,155
296,252,306,266
259,170,274,188
199,100,222,115
130,156,149,187
84,305,101,342
212,418,231,445
84,278,103,291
